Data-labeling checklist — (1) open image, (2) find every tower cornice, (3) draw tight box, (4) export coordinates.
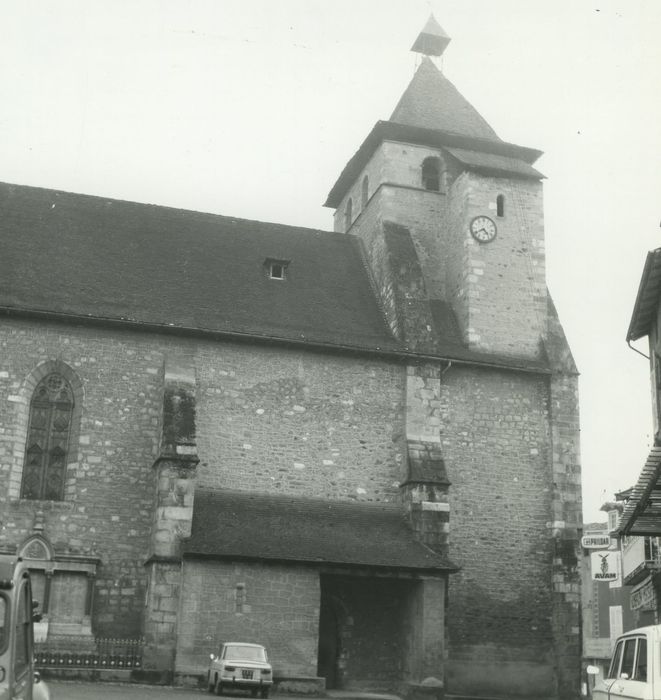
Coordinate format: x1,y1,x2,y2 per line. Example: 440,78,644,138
324,120,543,208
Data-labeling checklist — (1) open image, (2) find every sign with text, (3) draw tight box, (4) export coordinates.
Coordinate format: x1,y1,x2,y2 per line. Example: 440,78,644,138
591,551,620,582
630,579,656,611
582,532,612,549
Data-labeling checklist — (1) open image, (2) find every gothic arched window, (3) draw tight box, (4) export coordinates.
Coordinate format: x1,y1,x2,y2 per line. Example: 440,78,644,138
21,373,74,501
422,157,441,192
345,198,353,231
361,175,369,209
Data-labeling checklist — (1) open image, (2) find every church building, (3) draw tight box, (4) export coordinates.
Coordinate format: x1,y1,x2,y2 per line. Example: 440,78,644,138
0,17,582,700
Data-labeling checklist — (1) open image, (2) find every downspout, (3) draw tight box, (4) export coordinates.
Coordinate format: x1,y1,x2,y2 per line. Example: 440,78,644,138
627,339,650,361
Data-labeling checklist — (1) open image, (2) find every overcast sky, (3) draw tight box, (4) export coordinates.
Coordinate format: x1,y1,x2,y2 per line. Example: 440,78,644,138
2,1,660,524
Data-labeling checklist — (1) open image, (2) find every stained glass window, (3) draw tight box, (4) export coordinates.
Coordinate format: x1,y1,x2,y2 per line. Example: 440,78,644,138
21,373,73,501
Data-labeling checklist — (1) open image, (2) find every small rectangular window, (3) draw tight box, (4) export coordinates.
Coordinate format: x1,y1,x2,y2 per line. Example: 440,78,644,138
608,510,619,531
264,258,290,281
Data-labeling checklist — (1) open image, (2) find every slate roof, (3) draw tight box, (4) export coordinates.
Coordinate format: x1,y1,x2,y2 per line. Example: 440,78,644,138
391,57,499,140
444,146,544,180
184,489,457,572
0,181,398,351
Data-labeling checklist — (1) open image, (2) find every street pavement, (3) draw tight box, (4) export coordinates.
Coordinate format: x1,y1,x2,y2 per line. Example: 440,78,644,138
46,684,407,700
48,680,208,698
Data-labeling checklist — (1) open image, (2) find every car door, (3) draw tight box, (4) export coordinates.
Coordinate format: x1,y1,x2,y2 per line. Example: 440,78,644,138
606,634,653,700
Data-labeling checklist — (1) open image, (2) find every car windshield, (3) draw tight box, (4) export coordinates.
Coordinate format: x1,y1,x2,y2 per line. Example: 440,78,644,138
224,645,266,662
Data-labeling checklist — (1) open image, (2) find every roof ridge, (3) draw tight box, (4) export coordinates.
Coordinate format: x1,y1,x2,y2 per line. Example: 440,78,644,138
0,180,336,238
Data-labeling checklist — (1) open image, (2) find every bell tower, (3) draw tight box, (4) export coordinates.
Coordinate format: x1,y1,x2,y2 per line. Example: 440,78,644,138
325,16,548,362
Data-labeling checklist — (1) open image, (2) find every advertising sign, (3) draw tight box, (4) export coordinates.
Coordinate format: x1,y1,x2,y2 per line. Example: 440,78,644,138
630,579,656,611
581,532,611,549
591,551,620,582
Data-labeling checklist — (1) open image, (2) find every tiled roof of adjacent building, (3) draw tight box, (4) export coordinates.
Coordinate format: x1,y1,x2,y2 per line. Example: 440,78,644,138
184,489,458,572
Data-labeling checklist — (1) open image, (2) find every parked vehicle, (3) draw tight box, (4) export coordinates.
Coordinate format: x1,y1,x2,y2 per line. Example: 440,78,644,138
588,625,660,699
208,642,273,697
0,555,51,699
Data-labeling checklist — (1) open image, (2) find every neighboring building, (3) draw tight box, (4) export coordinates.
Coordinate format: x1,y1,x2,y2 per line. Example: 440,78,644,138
617,248,661,622
581,501,637,682
0,18,582,699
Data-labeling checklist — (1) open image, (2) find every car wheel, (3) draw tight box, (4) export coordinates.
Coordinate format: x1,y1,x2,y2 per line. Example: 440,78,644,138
251,690,258,698
260,688,269,699
214,680,224,696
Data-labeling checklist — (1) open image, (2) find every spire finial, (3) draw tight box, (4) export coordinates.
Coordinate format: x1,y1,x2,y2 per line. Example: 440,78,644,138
411,14,451,58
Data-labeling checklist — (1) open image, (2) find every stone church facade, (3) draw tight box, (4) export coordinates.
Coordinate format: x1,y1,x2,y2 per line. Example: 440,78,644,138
0,19,582,700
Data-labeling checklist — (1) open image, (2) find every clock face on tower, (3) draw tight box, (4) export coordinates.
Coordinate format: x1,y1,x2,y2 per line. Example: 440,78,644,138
469,215,497,243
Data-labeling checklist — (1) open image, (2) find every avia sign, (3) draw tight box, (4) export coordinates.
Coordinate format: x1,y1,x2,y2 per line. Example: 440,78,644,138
581,532,611,549
591,551,620,582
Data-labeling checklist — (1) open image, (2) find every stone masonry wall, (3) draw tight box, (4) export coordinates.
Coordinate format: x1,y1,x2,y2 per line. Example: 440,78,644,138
339,141,451,303
446,172,547,360
0,316,407,637
0,318,162,636
441,365,558,697
194,342,407,501
177,560,319,679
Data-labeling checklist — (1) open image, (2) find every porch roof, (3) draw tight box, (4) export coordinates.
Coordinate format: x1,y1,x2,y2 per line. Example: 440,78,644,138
184,489,458,573
618,446,661,536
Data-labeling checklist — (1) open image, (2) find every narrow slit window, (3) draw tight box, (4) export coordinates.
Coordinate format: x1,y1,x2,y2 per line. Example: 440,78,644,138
497,194,505,217
345,198,353,231
361,175,369,209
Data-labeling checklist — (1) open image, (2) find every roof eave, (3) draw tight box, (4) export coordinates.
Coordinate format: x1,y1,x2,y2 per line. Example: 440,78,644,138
617,446,661,536
182,550,459,574
627,248,661,343
324,120,543,209
0,305,553,375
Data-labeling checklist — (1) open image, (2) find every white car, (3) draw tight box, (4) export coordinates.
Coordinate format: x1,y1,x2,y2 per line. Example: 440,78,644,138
588,625,659,699
208,642,273,698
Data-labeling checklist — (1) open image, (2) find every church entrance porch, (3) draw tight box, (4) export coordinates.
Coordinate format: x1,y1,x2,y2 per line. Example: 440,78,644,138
317,572,446,693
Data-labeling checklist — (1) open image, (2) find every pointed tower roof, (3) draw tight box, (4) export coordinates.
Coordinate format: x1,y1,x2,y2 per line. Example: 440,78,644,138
410,15,451,57
324,19,544,209
390,56,499,140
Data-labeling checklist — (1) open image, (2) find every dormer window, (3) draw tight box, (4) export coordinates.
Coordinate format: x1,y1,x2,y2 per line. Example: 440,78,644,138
265,258,290,280
422,157,441,191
